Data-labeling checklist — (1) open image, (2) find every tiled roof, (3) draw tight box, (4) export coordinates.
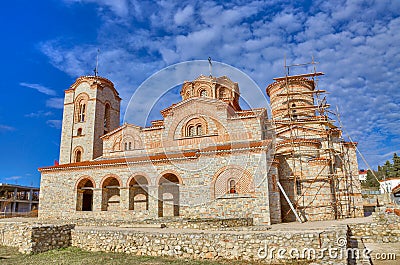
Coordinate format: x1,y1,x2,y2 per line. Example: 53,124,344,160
392,183,400,193
39,140,271,172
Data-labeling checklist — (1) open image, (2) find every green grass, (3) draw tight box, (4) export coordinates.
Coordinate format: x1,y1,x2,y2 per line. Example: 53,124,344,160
0,246,311,265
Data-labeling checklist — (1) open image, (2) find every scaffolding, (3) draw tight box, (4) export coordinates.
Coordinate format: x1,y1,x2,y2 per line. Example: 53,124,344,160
268,58,363,222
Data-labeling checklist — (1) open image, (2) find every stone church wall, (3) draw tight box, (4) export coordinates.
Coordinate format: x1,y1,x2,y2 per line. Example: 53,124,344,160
39,151,277,225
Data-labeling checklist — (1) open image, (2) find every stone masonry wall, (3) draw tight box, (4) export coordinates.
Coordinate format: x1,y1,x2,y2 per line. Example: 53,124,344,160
348,211,400,243
0,220,74,254
40,151,275,225
71,225,348,264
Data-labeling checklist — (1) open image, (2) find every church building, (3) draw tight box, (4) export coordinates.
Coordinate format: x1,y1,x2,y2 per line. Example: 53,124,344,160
38,72,363,225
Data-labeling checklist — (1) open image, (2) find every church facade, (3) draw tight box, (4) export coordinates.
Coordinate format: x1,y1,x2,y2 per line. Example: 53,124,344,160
38,73,363,225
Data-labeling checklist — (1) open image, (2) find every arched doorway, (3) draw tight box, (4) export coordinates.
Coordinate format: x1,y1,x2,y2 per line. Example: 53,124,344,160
76,178,94,211
128,175,149,211
101,176,121,211
158,173,180,217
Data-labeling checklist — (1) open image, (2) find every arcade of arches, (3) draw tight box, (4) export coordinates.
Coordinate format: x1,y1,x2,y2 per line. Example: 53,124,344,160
75,168,254,218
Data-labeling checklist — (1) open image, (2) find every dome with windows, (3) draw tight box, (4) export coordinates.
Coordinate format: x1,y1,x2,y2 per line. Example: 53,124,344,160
180,75,241,110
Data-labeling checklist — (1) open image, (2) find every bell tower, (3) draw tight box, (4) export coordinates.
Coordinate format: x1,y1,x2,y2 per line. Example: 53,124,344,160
59,76,121,164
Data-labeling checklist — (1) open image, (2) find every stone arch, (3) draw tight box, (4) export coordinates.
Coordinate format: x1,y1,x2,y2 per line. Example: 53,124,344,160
128,174,150,211
156,170,183,185
157,171,181,217
100,174,123,188
126,173,151,187
76,176,95,211
211,165,255,199
101,174,122,211
75,176,97,189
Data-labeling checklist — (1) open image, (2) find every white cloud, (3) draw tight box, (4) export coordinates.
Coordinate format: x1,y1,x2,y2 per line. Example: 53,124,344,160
174,5,194,26
46,120,62,129
46,98,64,109
20,82,57,96
0,124,15,132
5,176,22,181
25,111,54,118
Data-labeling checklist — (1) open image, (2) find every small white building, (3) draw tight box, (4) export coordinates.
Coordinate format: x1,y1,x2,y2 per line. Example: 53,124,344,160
358,169,367,181
391,184,400,205
379,178,400,194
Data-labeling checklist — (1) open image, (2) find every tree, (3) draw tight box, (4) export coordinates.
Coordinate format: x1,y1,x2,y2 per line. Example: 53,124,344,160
382,160,394,179
362,169,380,188
392,153,400,178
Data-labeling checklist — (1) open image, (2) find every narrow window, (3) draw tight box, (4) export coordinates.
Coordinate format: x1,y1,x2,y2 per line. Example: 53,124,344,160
77,128,82,136
78,103,86,122
189,126,195,136
75,150,82,163
196,125,202,135
104,104,110,130
219,89,226,98
229,179,236,194
124,142,128,151
296,179,302,196
129,142,132,150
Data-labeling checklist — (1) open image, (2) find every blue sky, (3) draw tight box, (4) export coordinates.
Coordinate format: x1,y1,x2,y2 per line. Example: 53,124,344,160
0,0,399,187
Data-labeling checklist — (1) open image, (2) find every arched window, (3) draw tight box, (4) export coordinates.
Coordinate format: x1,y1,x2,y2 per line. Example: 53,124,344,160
200,90,207,97
196,125,202,135
75,150,82,162
229,179,236,194
77,128,82,136
78,102,86,122
189,126,195,136
184,117,207,137
124,141,133,151
219,89,227,98
212,167,254,199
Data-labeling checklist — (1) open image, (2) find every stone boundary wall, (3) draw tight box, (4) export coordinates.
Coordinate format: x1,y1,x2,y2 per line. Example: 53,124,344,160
71,226,348,264
55,217,253,230
2,213,398,264
348,211,400,243
0,221,74,254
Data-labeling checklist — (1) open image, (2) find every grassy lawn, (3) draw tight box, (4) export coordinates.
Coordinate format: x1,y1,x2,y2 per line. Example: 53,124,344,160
0,246,311,265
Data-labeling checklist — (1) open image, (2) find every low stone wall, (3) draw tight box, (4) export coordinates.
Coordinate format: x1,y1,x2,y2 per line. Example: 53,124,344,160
71,226,348,264
0,221,32,253
29,224,74,253
0,220,74,254
51,217,253,230
348,211,400,243
3,213,398,264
